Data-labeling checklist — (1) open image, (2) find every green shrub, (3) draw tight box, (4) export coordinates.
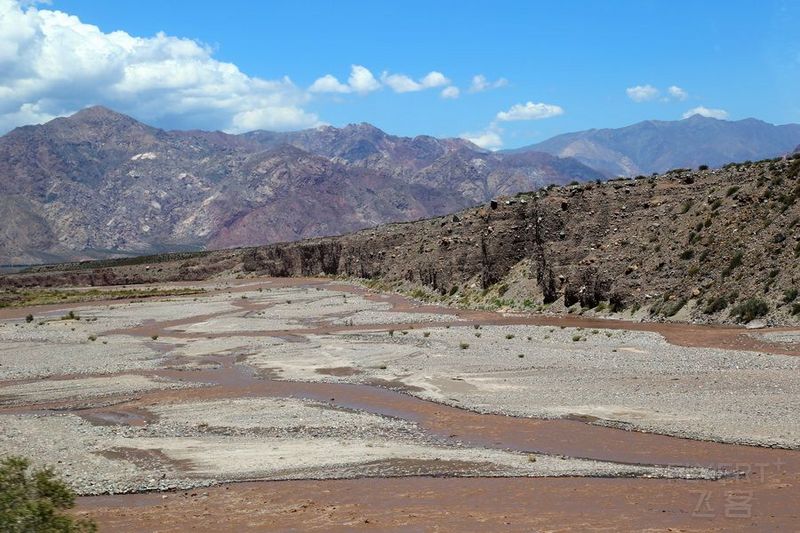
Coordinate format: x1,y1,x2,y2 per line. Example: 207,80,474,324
703,296,728,314
721,251,744,278
783,289,798,304
731,298,769,322
0,456,96,532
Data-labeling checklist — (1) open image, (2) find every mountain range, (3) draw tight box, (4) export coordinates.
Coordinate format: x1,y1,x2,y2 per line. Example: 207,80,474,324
516,115,800,176
0,106,602,264
1,107,799,265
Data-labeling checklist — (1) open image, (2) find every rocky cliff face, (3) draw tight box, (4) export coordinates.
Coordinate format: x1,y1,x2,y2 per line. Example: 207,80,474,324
0,107,603,264
7,155,800,325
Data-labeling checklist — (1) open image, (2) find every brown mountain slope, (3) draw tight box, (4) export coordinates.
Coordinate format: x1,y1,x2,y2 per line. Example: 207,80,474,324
0,107,603,264
6,155,800,325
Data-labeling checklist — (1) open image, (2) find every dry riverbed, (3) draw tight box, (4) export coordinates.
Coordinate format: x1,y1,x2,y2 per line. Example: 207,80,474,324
1,277,799,530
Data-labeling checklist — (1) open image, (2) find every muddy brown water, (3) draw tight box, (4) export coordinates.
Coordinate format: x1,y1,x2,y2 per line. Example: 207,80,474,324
3,276,800,530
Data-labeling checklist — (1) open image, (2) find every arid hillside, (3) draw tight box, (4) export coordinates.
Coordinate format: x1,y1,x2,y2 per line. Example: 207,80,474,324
4,155,800,325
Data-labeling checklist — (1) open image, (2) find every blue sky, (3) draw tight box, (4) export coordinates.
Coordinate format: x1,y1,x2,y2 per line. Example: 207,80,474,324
1,0,798,148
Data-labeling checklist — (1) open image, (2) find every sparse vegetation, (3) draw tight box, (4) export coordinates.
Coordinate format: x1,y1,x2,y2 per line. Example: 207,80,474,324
703,296,729,314
459,342,470,350
722,251,744,278
783,289,798,304
731,298,769,322
0,287,205,309
60,311,79,321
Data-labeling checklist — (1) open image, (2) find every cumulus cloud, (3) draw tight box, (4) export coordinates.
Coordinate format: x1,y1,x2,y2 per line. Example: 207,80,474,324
380,70,450,93
495,101,564,122
460,126,503,150
667,85,688,100
0,0,320,133
682,106,729,120
440,86,460,99
626,84,660,102
348,65,381,94
308,74,351,94
308,65,381,95
469,74,508,93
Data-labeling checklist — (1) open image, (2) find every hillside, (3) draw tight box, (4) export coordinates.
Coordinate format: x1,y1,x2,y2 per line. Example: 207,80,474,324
5,155,800,325
0,107,602,264
516,115,800,176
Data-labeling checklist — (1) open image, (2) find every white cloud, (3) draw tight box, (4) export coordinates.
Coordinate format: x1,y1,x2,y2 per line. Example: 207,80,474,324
420,71,449,88
682,106,729,120
626,84,660,102
0,0,320,133
308,74,351,94
469,74,508,93
667,85,688,100
380,70,450,93
496,101,564,122
309,65,381,95
461,126,503,150
440,86,460,99
347,65,381,94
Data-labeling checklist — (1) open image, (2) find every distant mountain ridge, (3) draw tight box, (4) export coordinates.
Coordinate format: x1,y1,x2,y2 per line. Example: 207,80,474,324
513,115,800,176
0,106,602,264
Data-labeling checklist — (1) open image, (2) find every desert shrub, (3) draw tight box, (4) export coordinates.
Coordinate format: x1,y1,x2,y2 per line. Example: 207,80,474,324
608,292,626,312
721,251,744,278
25,314,33,323
726,186,739,197
0,456,96,532
699,164,709,171
680,249,695,260
678,200,693,214
792,303,800,316
731,298,769,322
703,296,729,314
459,342,470,350
784,289,798,304
662,298,687,317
